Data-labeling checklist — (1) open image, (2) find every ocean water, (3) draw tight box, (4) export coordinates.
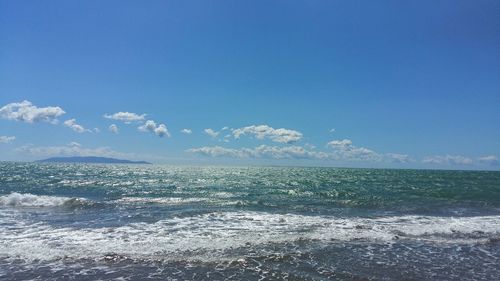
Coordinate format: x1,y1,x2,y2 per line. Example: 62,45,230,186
1,163,500,280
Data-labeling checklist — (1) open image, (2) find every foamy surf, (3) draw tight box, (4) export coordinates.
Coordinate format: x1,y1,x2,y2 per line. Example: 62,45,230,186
1,211,499,263
0,192,87,208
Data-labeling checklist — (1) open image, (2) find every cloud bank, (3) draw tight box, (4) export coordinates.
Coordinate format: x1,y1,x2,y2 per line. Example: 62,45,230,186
188,145,328,160
187,139,415,164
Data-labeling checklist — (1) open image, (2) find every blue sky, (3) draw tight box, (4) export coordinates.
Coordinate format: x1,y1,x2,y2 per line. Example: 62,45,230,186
1,0,499,169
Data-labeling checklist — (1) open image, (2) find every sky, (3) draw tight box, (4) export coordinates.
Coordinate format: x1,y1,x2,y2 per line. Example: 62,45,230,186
1,0,499,170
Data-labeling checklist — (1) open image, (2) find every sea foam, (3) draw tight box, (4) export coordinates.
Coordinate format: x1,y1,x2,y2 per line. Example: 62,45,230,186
0,192,85,207
1,211,499,263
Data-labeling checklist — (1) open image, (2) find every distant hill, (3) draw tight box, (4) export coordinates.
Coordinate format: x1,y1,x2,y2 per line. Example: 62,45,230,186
35,156,151,164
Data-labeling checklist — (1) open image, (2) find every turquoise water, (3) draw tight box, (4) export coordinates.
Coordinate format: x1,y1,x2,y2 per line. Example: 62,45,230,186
1,162,500,280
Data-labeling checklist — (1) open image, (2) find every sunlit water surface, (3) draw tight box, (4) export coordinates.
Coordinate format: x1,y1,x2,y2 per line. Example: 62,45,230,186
1,163,500,280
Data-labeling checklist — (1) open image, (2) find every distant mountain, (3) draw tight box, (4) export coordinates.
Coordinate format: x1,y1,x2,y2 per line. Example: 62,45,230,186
35,156,151,164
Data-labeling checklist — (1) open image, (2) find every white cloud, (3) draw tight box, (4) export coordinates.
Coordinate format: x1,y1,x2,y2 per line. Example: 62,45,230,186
423,155,473,165
204,128,219,138
478,155,499,166
93,128,100,133
385,153,411,163
329,128,336,133
0,100,65,124
138,120,157,132
155,124,169,137
63,119,91,133
326,139,381,161
103,112,146,122
181,128,192,134
109,124,119,134
138,120,170,138
0,136,15,144
232,125,303,144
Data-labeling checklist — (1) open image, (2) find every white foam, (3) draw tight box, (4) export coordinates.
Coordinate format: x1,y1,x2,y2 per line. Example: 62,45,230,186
0,192,83,207
1,211,499,263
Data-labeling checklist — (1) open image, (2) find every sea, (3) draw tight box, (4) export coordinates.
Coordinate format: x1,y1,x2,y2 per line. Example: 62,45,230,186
1,162,500,280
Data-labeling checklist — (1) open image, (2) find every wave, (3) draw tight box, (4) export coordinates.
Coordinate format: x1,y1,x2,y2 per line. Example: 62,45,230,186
0,192,87,208
1,211,499,263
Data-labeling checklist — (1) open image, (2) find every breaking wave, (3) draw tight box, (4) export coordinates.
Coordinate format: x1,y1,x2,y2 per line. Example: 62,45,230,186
0,192,87,208
1,211,499,263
